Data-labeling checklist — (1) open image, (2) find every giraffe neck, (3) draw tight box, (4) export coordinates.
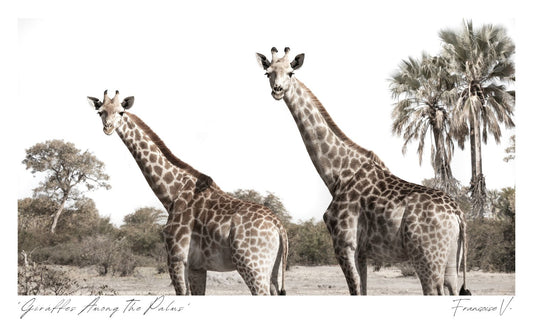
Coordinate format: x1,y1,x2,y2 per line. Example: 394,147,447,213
116,113,209,211
283,78,388,193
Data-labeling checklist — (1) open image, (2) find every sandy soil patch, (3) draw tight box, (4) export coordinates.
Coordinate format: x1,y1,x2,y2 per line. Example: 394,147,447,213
60,265,514,296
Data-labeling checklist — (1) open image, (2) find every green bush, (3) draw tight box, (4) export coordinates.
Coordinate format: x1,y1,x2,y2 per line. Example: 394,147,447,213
31,241,85,266
119,207,165,257
397,262,417,277
31,235,138,276
466,187,515,272
79,235,137,276
18,264,78,295
18,197,119,253
467,218,515,272
288,219,337,266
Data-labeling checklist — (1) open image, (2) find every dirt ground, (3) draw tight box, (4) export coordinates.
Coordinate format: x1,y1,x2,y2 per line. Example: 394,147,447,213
63,265,514,296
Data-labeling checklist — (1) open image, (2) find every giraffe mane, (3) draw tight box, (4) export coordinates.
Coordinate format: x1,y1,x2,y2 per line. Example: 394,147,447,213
297,80,389,171
127,113,215,192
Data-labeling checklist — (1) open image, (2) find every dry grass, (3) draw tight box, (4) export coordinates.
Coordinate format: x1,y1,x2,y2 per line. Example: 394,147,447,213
47,265,515,296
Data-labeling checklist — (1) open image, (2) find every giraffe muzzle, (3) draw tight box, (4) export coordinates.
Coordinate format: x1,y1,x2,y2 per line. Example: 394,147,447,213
272,85,284,100
103,124,114,135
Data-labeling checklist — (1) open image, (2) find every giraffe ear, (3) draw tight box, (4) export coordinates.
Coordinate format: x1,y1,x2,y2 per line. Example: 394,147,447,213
256,53,271,70
122,96,135,109
291,53,305,70
87,97,103,110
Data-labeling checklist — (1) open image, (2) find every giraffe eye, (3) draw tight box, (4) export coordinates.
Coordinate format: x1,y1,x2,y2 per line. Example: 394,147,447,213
288,72,294,77
119,111,125,116
97,111,103,116
264,72,271,78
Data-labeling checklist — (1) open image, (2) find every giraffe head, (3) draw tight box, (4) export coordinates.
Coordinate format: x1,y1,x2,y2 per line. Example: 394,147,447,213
87,90,135,135
256,47,305,100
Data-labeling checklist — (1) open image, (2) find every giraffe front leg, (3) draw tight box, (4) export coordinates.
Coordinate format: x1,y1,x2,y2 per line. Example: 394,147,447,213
164,221,192,295
335,242,362,295
357,255,368,295
324,202,362,295
167,255,189,295
188,269,207,295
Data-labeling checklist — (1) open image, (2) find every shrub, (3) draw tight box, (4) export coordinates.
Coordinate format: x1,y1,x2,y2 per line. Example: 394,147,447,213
156,262,168,274
31,235,138,276
31,241,85,266
84,284,118,296
18,264,78,295
119,207,165,257
79,235,138,276
287,219,337,266
397,262,417,277
18,197,120,255
112,248,138,276
467,218,515,272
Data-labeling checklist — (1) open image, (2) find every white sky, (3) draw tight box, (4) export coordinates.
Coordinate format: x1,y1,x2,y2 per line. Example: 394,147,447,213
15,2,518,227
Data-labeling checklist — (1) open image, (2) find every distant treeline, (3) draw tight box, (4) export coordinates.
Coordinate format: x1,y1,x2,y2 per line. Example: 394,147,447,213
18,187,514,275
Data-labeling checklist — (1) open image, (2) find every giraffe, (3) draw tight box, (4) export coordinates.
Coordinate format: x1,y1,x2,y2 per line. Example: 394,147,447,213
256,47,470,295
87,90,288,295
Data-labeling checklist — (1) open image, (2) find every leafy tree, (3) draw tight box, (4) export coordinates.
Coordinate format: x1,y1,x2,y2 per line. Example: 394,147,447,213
287,219,336,266
18,196,118,254
503,135,515,162
122,207,166,226
439,21,515,219
18,196,58,230
491,187,515,221
466,187,514,272
22,140,111,233
79,235,137,276
467,218,514,272
120,207,166,257
18,197,58,252
229,189,292,225
390,53,459,195
57,197,117,239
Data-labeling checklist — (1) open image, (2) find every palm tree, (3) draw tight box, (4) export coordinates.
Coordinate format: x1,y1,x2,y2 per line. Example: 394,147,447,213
439,21,515,219
389,53,459,195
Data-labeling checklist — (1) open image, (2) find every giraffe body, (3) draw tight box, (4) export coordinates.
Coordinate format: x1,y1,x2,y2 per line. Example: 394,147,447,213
256,48,469,295
87,91,288,295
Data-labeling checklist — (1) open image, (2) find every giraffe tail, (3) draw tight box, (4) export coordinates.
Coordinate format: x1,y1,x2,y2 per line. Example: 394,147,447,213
279,227,288,295
459,215,471,295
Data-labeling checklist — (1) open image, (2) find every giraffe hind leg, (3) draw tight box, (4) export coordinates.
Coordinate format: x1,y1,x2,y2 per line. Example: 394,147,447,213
231,235,277,295
411,260,436,295
443,243,459,295
444,217,462,295
409,246,447,295
236,266,271,295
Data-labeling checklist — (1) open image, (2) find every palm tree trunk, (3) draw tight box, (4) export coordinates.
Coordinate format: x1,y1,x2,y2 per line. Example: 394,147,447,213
470,115,486,219
469,122,477,183
432,126,454,195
